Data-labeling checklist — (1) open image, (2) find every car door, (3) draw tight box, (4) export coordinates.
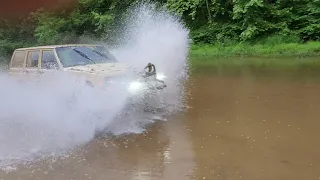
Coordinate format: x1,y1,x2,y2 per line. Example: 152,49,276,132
24,49,41,81
8,50,28,82
39,49,61,76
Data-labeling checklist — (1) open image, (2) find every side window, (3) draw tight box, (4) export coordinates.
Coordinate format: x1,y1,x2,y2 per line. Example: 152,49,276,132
26,51,40,68
11,50,26,68
41,50,59,69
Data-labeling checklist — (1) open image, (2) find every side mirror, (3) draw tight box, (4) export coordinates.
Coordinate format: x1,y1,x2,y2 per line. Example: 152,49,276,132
144,63,156,77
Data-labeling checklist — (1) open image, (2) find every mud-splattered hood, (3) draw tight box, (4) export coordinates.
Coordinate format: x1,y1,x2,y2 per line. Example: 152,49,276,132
63,62,130,76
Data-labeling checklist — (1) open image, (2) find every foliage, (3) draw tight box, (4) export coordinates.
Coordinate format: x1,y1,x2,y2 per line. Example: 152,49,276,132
0,17,37,61
0,0,319,61
191,39,320,59
169,0,320,43
190,40,320,68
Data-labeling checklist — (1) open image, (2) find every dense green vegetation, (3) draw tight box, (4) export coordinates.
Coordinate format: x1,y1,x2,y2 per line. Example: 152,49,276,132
191,36,320,59
0,0,319,65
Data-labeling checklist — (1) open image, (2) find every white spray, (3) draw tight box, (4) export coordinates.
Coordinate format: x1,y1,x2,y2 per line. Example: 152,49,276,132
0,3,190,170
119,3,190,105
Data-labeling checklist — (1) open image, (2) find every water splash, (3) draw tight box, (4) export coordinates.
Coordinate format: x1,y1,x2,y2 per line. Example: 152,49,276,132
103,3,190,135
0,72,129,169
0,2,190,170
111,3,190,112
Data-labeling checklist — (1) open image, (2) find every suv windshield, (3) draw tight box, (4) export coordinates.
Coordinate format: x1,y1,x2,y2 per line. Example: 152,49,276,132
55,45,117,67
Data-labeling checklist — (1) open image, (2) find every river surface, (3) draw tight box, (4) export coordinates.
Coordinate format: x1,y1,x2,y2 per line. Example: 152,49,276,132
2,65,320,180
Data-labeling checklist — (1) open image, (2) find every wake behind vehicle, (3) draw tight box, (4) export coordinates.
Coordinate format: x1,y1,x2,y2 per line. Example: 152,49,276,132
8,44,167,109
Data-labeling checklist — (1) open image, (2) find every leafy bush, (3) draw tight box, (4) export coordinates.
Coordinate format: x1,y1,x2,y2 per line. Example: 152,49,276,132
0,0,319,64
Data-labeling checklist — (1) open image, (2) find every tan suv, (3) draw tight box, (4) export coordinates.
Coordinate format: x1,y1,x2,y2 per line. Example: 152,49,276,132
8,44,167,96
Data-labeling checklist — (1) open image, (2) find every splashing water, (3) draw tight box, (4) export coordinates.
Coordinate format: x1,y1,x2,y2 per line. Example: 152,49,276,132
104,3,190,134
117,4,189,81
0,3,190,170
0,72,129,169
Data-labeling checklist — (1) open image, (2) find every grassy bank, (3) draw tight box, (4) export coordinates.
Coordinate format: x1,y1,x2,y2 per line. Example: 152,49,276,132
190,41,320,68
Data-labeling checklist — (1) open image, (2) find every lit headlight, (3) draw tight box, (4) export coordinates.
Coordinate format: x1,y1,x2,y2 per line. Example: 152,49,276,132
128,81,144,94
156,73,167,81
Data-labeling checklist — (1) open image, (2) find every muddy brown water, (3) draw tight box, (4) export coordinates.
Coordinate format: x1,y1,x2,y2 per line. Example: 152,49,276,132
2,66,320,180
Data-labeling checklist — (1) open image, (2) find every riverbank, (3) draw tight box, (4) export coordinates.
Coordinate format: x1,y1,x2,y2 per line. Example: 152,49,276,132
190,41,320,68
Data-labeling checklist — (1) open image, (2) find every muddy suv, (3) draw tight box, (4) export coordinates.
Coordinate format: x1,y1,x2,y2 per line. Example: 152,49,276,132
8,44,167,95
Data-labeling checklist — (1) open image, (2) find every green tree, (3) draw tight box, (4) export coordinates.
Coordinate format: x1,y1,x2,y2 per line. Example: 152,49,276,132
0,0,319,61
